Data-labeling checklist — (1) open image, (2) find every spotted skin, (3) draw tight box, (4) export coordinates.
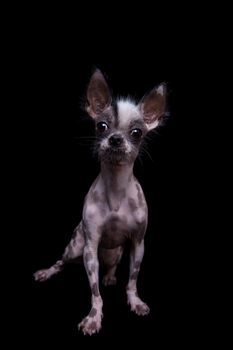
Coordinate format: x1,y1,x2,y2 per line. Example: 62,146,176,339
79,240,103,335
89,308,97,317
33,223,84,281
34,69,166,335
92,283,99,297
34,170,149,331
126,239,150,315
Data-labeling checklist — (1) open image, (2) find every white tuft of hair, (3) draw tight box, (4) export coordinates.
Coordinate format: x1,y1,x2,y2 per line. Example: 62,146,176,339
117,99,142,129
156,84,165,96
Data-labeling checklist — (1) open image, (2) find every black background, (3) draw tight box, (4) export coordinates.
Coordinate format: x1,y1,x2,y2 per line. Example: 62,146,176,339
2,1,225,343
17,40,204,344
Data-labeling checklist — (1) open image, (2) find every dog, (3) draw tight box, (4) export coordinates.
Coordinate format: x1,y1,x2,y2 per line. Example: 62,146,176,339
34,69,166,335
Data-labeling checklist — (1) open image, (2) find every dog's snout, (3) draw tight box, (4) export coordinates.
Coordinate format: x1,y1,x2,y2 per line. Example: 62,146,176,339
109,135,123,147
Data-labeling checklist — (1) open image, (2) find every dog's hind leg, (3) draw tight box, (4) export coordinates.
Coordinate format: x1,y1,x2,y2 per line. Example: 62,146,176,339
100,246,123,286
34,221,84,282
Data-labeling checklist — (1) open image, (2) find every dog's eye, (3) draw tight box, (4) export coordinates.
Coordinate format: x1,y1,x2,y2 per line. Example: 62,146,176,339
130,128,142,139
97,122,109,133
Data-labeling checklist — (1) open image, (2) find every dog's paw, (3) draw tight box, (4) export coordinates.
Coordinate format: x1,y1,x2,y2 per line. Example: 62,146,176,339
33,269,50,282
78,312,102,336
128,296,150,316
102,275,117,286
133,302,150,316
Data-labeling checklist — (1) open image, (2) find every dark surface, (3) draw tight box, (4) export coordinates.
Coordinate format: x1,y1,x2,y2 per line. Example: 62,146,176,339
18,53,202,343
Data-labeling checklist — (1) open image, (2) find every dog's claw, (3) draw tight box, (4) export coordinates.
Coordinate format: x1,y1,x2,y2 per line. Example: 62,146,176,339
34,270,49,282
127,294,150,316
78,314,102,336
134,303,150,315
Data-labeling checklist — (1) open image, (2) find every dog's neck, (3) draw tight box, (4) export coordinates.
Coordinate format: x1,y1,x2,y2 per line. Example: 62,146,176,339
100,162,134,211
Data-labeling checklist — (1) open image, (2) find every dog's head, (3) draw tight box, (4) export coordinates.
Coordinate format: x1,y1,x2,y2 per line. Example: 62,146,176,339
86,69,166,165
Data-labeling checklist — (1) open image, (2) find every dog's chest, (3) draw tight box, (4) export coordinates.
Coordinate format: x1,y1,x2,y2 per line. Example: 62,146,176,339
84,177,148,248
100,202,147,248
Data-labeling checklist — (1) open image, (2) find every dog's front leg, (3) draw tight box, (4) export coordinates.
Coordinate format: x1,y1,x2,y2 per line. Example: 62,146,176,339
127,239,150,316
78,238,103,335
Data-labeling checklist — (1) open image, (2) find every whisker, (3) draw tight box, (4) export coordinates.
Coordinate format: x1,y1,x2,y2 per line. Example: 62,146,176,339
73,136,97,140
72,135,97,145
141,147,154,163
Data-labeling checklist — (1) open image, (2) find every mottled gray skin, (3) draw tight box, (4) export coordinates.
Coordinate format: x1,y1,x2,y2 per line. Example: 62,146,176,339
34,69,166,335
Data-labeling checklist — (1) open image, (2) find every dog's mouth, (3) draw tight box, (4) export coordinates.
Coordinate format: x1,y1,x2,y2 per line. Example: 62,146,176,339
99,147,132,165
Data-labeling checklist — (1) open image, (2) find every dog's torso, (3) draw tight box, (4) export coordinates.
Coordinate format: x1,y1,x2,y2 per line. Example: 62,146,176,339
83,174,148,249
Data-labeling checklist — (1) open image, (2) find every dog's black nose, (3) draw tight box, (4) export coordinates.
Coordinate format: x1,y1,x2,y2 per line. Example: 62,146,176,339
109,135,123,147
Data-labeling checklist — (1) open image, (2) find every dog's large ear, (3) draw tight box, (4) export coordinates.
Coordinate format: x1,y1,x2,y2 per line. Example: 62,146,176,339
86,69,112,118
139,83,166,131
